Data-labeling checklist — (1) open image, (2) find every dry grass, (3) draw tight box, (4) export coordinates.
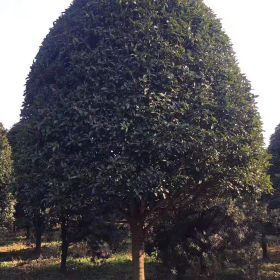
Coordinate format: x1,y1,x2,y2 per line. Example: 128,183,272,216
0,236,170,280
260,243,280,280
2,235,280,280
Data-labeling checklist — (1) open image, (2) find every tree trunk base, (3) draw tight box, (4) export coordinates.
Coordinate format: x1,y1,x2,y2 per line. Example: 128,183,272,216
262,234,269,260
130,221,145,280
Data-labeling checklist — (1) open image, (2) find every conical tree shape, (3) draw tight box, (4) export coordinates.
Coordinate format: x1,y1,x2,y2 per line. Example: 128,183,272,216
22,0,271,278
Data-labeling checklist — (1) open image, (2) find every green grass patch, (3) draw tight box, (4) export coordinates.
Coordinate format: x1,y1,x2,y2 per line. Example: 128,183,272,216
2,236,280,280
0,237,171,280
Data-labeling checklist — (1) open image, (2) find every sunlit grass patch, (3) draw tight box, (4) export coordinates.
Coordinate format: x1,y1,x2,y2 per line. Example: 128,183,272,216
106,253,131,263
0,258,26,268
268,244,280,253
1,241,27,251
261,262,280,279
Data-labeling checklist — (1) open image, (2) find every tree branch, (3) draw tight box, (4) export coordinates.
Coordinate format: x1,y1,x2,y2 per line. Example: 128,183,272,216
109,220,129,224
114,202,130,221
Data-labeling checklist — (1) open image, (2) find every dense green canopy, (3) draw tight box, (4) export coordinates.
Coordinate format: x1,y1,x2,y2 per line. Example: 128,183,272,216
22,0,269,202
21,0,271,278
8,121,48,220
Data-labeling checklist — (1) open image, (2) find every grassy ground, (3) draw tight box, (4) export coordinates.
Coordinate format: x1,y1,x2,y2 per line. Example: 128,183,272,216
261,243,280,280
0,235,171,280
1,235,280,279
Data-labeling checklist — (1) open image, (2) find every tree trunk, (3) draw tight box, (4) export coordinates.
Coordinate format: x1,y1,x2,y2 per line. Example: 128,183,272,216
130,221,145,280
34,226,42,254
60,218,69,273
176,265,186,280
13,221,16,233
34,216,44,254
200,253,207,274
262,233,268,260
26,225,30,240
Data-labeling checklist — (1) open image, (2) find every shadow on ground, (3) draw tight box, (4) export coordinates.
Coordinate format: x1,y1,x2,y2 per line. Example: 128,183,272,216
0,247,40,262
0,257,171,280
0,237,171,280
0,243,60,262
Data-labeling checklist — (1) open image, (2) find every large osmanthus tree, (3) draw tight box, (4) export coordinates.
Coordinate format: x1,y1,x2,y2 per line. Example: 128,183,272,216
0,122,14,232
21,0,270,279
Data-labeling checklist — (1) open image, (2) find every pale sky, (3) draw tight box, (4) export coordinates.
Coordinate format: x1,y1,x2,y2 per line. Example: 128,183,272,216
0,0,279,146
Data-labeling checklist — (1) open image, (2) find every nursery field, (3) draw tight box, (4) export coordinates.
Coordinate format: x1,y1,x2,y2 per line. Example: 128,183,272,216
0,234,169,280
1,0,277,280
1,235,280,280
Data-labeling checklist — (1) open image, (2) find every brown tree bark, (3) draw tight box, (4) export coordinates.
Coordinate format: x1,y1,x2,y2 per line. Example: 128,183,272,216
34,230,42,254
34,217,44,254
262,233,268,260
130,221,145,280
26,225,30,240
60,217,69,273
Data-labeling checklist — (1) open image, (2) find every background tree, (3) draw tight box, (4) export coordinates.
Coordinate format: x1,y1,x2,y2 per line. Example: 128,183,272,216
268,124,280,196
13,202,33,239
8,121,93,268
146,198,266,279
259,123,280,260
21,0,271,279
0,122,14,234
8,121,48,254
